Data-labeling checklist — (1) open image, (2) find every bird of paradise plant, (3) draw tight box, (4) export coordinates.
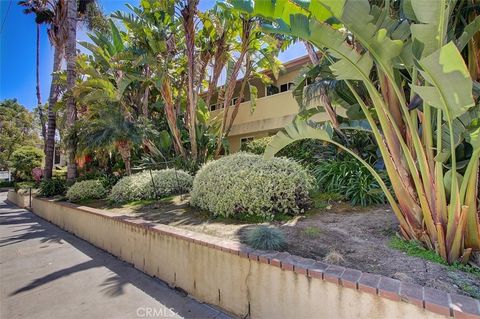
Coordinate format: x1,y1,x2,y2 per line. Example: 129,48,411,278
226,0,480,264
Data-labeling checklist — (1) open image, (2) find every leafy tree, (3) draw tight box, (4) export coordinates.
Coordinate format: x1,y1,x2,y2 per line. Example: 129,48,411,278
10,146,43,180
0,99,39,170
229,0,480,264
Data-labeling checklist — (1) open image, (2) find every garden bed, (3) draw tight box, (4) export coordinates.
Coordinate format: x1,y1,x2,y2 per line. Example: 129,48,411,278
83,196,480,299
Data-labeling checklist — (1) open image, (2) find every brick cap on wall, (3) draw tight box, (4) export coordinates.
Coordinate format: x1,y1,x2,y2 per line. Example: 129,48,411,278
35,197,480,319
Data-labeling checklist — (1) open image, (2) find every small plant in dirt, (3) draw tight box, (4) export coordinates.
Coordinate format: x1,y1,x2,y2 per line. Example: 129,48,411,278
66,180,107,203
109,169,193,204
301,226,322,238
191,153,314,220
38,178,67,197
245,226,287,251
324,250,346,264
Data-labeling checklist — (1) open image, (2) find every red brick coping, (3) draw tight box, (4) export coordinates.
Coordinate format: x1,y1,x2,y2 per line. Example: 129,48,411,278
33,198,480,319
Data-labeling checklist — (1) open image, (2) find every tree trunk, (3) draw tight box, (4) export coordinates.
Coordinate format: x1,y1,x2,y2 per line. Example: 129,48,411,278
117,140,132,175
214,19,252,157
36,24,47,155
161,77,186,157
304,41,319,65
181,0,199,161
44,46,64,180
65,0,78,182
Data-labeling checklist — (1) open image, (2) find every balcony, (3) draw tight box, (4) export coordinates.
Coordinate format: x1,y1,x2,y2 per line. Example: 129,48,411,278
210,91,330,137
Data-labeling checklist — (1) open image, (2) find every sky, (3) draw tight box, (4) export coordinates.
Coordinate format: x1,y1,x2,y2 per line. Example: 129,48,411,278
0,0,305,110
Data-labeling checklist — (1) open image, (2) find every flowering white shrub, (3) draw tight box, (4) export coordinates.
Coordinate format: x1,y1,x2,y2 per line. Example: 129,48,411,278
190,153,314,220
66,180,107,202
109,169,193,204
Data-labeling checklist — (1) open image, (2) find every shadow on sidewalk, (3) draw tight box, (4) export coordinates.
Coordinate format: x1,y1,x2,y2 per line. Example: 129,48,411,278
0,197,224,319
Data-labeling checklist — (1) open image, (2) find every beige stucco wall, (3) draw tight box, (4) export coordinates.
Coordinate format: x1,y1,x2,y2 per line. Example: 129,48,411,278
7,190,30,208
25,197,449,319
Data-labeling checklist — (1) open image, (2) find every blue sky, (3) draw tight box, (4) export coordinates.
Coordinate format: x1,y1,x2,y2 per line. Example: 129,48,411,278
0,0,304,110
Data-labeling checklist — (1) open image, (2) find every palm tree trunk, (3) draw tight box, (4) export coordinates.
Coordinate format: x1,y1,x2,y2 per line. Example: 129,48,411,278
65,0,78,182
36,24,47,155
161,77,186,157
304,41,319,65
181,0,199,161
44,47,64,180
117,141,132,175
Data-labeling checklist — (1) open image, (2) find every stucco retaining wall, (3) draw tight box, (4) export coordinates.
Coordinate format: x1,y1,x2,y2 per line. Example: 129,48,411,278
7,189,31,208
9,194,478,319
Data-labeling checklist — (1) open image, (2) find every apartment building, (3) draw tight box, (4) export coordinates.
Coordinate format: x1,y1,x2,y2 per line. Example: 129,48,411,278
209,55,330,152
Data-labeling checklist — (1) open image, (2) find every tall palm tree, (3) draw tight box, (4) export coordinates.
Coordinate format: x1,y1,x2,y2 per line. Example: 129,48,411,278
19,0,68,179
65,0,77,181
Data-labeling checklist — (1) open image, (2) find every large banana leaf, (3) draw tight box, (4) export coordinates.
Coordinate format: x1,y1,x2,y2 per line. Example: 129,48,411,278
413,42,475,121
264,116,333,159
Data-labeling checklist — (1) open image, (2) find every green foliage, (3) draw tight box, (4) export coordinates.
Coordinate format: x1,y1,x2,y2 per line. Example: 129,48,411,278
310,191,345,209
14,181,36,191
0,180,14,188
0,99,39,170
389,237,480,277
312,158,387,206
77,172,120,190
244,226,287,250
109,169,193,204
38,178,67,197
9,146,43,181
241,136,334,167
66,180,107,202
190,153,314,220
53,167,67,178
228,0,480,264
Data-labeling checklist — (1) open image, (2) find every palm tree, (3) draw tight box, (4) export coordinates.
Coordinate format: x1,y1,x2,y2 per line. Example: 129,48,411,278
18,0,68,179
76,109,144,175
65,0,77,181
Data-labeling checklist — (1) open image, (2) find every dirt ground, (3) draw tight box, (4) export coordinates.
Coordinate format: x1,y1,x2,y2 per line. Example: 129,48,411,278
85,196,480,299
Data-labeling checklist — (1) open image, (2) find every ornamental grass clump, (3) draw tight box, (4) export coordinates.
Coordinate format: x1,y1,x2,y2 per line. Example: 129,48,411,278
66,180,107,202
190,153,314,220
109,169,193,204
245,226,287,250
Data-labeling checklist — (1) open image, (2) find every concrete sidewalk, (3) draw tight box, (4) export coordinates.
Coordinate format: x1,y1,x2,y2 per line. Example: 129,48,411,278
0,191,230,319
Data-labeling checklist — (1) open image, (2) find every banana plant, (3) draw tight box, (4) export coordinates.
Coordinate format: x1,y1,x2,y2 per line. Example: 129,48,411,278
227,0,480,264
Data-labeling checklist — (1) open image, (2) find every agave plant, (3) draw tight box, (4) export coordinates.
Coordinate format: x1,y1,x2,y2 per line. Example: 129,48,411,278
227,0,480,264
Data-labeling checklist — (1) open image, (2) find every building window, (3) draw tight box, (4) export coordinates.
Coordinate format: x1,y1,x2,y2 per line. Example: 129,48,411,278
280,82,294,92
266,85,279,96
209,103,217,111
240,136,254,149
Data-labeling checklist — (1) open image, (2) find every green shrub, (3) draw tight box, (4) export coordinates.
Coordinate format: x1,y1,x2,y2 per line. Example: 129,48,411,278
14,181,36,191
109,169,193,204
0,180,14,188
312,158,387,206
190,153,314,220
241,136,332,168
244,226,287,250
66,180,107,202
77,172,120,190
38,178,67,197
9,146,43,180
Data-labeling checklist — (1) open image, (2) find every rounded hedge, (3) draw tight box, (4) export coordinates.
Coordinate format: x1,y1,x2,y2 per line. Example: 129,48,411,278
190,153,314,220
66,180,107,202
109,169,193,204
